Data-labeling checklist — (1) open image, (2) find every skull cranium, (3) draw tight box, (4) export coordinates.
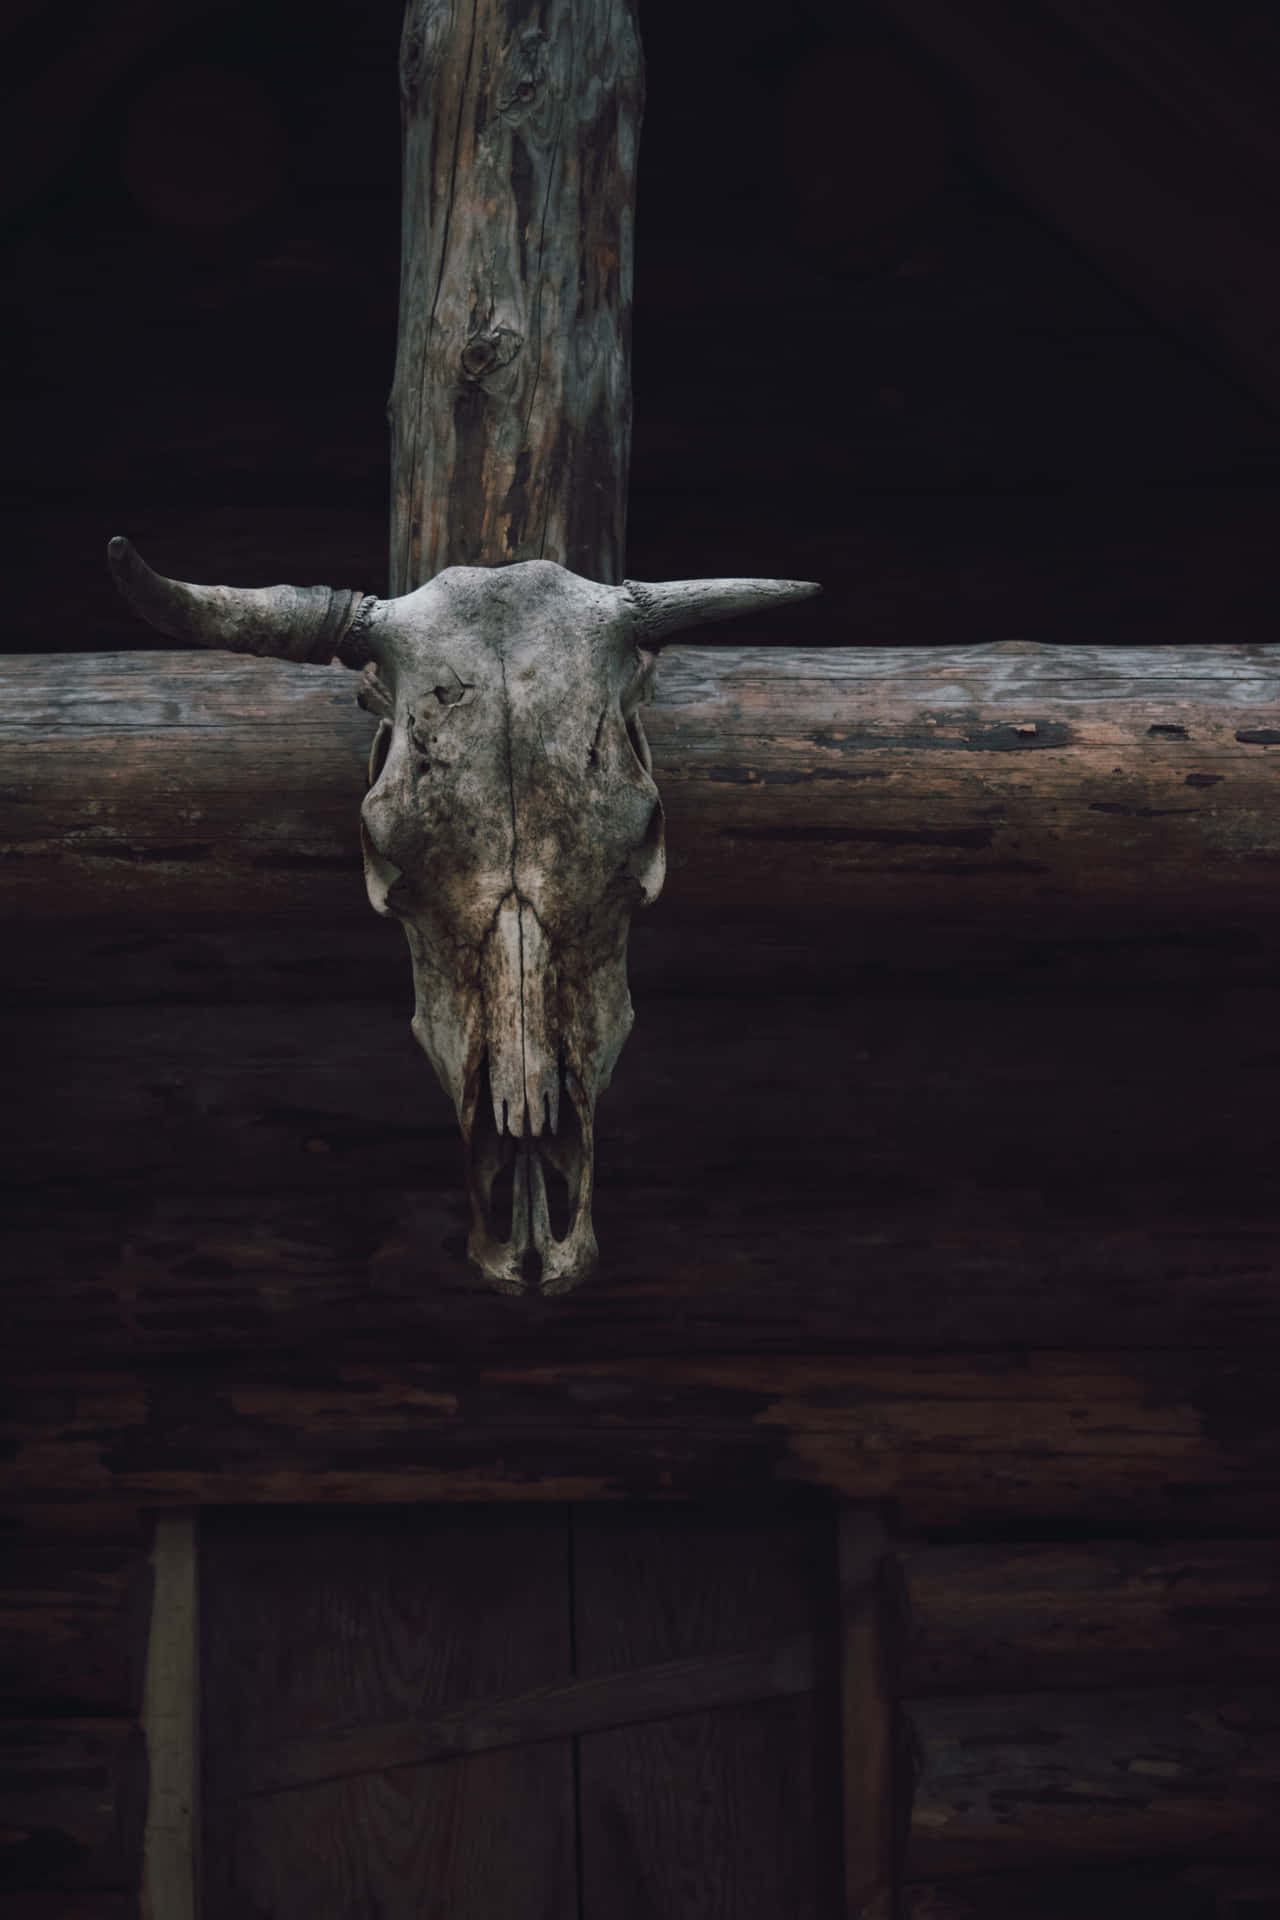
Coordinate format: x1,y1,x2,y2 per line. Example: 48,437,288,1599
109,539,818,1294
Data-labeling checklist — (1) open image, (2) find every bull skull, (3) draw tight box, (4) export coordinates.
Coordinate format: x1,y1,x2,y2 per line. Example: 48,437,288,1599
108,539,818,1294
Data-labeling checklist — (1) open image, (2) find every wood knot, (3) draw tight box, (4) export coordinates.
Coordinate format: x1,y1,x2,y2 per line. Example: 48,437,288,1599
459,325,523,385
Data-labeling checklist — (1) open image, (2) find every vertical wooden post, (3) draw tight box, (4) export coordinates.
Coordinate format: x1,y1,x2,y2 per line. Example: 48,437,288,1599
839,1505,898,1920
141,1513,200,1920
390,0,644,592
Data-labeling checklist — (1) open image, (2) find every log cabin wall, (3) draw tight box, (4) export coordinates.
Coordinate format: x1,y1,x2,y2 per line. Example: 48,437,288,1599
4,0,1280,1914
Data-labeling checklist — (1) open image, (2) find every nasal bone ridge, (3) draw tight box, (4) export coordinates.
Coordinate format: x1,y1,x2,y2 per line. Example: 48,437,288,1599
482,892,560,1139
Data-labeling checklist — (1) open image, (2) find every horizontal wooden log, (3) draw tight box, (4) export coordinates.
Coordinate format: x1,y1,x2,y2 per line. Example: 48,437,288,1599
902,1861,1280,1919
3,644,1279,919
0,1716,146,1890
900,1539,1280,1696
907,1685,1280,1876
226,1635,814,1800
4,1353,1277,1525
4,987,1277,1362
0,1539,152,1716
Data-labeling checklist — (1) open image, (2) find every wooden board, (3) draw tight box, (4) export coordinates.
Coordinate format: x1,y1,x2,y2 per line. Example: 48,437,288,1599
902,1861,1280,1919
5,642,1280,919
140,1516,197,1920
907,1684,1280,1876
901,1538,1280,1696
0,1715,146,1892
200,1508,576,1920
5,1352,1279,1527
573,1503,841,1918
0,1534,151,1716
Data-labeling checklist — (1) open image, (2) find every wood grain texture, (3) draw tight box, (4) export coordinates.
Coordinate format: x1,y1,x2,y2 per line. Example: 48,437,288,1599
233,1634,814,1797
0,1716,146,1891
574,1504,839,1919
840,1508,897,1920
200,1509,576,1919
4,983,1278,1364
901,1861,1280,1919
901,1538,1280,1697
4,643,1280,918
140,1515,196,1920
906,1685,1280,1875
0,1536,151,1716
4,1351,1278,1525
390,0,641,589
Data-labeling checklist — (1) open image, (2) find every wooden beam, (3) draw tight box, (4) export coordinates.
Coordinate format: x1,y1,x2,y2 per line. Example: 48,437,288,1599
907,1683,1280,1875
901,1538,1280,1697
902,1862,1280,1919
839,1508,898,1920
0,1715,146,1892
5,1352,1278,1528
874,0,1280,413
139,1514,198,1920
390,0,642,590
225,1635,814,1800
4,643,1279,920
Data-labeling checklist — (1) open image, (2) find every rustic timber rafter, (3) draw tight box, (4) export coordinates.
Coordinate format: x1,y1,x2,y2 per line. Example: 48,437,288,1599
5,641,1279,920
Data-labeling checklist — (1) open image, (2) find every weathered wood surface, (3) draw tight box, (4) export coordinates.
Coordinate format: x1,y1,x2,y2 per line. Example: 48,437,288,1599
878,0,1280,412
4,643,1280,918
0,1534,151,1716
390,0,641,590
0,1508,151,1903
907,1684,1280,1876
5,1353,1277,1526
901,1861,1280,1919
0,1715,147,1891
140,1516,196,1920
201,1509,576,1919
573,1505,838,1919
4,986,1277,1362
902,1539,1280,1697
231,1635,814,1799
840,1508,900,1920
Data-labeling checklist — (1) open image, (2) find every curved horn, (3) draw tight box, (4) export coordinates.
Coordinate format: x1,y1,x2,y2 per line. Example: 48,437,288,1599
107,537,380,668
621,576,820,644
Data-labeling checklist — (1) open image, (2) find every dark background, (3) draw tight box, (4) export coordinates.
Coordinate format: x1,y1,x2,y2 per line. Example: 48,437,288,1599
7,0,1280,651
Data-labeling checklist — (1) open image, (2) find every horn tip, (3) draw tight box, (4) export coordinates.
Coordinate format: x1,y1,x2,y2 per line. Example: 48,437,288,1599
107,535,139,582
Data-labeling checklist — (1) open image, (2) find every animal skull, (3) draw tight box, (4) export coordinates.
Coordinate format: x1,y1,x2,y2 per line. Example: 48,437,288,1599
108,539,818,1294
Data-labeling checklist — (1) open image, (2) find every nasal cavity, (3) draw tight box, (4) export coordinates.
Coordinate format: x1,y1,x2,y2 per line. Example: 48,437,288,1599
544,1153,571,1241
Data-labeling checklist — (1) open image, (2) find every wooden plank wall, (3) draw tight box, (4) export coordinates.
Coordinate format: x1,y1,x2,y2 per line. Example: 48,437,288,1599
5,898,1280,1910
897,1535,1280,1915
5,0,1280,1908
0,1506,152,1914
